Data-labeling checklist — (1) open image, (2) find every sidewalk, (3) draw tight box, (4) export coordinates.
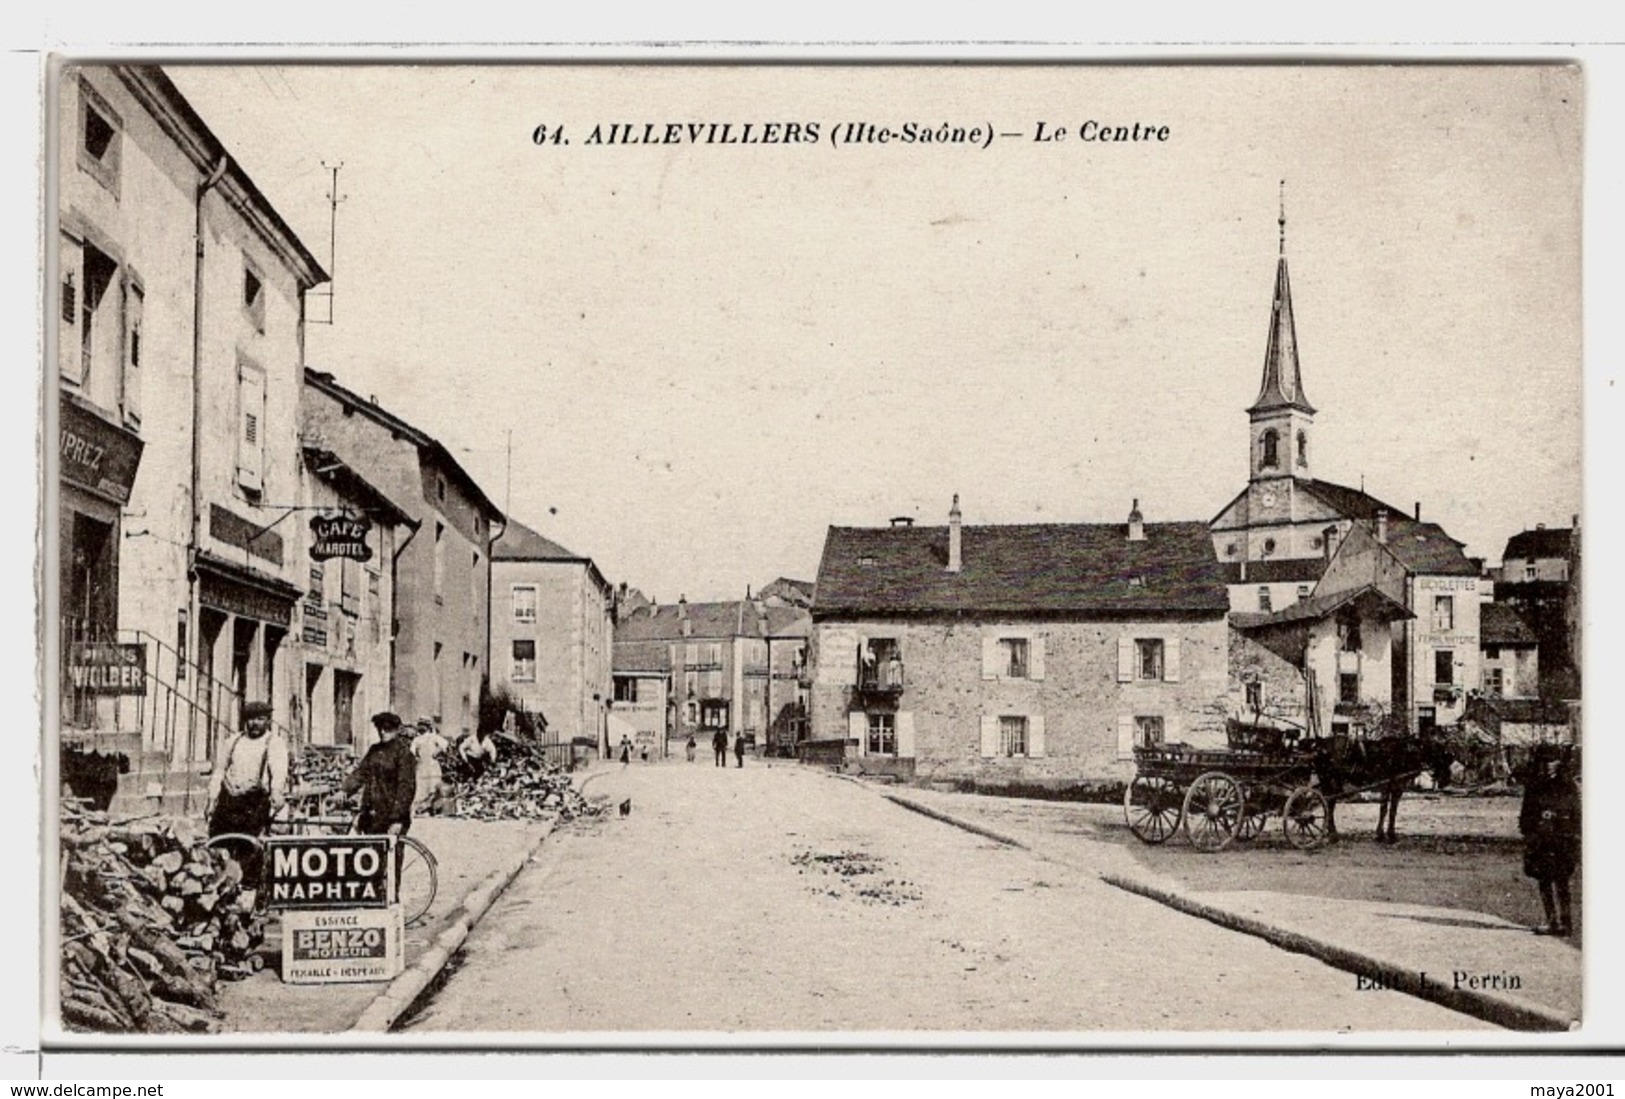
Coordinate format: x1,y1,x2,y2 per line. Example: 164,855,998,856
215,816,550,1034
878,783,1580,1032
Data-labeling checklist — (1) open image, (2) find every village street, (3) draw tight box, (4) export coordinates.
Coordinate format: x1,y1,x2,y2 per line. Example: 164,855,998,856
400,760,1491,1034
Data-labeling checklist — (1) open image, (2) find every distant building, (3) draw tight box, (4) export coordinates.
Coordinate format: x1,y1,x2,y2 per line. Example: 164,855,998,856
809,500,1231,782
612,596,810,755
300,370,503,736
610,639,672,758
491,520,614,750
1487,522,1580,701
758,577,814,609
1478,603,1539,700
56,64,327,767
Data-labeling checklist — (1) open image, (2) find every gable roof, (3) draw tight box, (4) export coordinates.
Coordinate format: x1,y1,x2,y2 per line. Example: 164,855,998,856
493,519,579,562
813,521,1228,617
1231,583,1413,632
1375,517,1478,577
1480,603,1537,646
1502,527,1573,562
1297,479,1408,522
612,639,672,675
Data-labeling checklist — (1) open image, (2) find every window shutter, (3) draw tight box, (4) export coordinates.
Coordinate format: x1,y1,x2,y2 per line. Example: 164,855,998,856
121,278,143,428
847,711,866,754
979,715,998,758
237,365,266,491
59,234,83,382
1117,637,1134,683
981,635,1000,680
1028,714,1045,758
1117,715,1135,760
896,711,916,759
1164,638,1181,683
1030,634,1046,681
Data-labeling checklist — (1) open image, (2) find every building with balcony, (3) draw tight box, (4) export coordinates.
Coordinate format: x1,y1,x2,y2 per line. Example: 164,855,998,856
490,519,614,750
300,370,503,736
55,64,327,772
809,499,1231,782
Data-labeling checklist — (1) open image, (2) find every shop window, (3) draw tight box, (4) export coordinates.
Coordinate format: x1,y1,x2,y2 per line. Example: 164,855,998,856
1433,595,1454,632
866,712,896,755
77,81,121,195
511,639,536,683
1000,715,1029,757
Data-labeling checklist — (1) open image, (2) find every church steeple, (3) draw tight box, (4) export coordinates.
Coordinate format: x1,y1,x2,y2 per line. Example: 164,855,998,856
1248,183,1315,417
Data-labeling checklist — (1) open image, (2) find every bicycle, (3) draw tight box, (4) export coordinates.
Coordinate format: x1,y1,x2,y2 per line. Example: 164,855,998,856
205,789,439,927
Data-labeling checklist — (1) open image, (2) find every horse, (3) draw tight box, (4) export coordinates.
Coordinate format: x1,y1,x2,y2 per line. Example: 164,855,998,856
1307,731,1454,843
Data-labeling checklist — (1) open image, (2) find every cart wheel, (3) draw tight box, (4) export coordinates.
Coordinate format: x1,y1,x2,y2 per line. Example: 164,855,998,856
395,835,440,928
1123,776,1183,844
1235,810,1268,842
1182,772,1244,852
1282,788,1331,850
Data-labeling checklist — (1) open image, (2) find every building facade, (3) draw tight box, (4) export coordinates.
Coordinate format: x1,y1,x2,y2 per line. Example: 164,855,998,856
810,502,1231,783
1487,523,1580,701
300,370,503,736
56,65,327,764
1479,602,1539,701
491,520,614,748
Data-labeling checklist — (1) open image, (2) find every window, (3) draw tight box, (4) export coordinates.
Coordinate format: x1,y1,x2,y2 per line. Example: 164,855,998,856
1338,616,1363,653
1244,682,1262,711
1000,637,1030,679
1484,645,1501,660
1297,430,1308,468
1225,542,1238,557
1136,638,1165,681
511,639,536,683
1524,563,1537,581
1339,672,1360,705
77,81,121,195
1260,429,1279,469
235,360,266,495
512,584,538,623
613,676,638,704
1262,537,1277,557
1434,649,1455,686
1297,585,1310,600
1135,715,1165,749
866,712,896,755
685,701,698,725
1484,667,1504,698
859,637,901,688
1257,587,1273,613
433,522,445,601
1432,595,1454,632
64,242,117,387
243,262,266,334
999,715,1029,757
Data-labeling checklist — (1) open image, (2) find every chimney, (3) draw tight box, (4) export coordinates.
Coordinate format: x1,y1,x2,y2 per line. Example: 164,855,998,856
890,516,914,528
677,595,687,619
1536,522,1546,531
1414,501,1421,521
1376,510,1389,544
1127,498,1145,542
947,494,963,573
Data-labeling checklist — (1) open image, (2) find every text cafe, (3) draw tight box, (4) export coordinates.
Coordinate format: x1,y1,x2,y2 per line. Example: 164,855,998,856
268,836,405,984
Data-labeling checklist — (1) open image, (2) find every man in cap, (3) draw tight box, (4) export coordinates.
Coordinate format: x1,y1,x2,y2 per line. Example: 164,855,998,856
344,712,418,837
206,701,289,883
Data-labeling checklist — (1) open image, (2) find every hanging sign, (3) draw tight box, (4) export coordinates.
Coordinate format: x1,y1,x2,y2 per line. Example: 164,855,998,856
309,513,373,562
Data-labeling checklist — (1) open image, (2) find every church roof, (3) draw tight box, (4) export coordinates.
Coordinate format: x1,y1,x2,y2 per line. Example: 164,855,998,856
1248,248,1315,417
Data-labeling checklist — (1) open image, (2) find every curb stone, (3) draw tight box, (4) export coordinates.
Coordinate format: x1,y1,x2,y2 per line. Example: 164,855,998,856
347,819,556,1033
879,788,1574,1033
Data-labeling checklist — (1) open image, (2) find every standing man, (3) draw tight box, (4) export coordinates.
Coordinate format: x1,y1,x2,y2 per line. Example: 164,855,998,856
712,728,728,768
206,701,289,882
1521,744,1581,936
345,712,417,837
734,732,746,769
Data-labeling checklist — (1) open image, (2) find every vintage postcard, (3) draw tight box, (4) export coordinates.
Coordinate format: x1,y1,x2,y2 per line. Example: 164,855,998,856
42,59,1590,1048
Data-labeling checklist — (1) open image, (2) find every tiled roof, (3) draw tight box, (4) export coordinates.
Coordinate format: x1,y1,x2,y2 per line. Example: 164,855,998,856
1376,517,1478,577
1231,583,1412,631
1502,527,1573,562
813,521,1228,616
612,601,810,642
1218,557,1328,585
1480,603,1537,646
493,519,578,561
612,640,672,674
1298,479,1408,522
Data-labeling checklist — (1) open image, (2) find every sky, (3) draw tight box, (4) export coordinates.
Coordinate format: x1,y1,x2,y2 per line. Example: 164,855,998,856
163,63,1585,602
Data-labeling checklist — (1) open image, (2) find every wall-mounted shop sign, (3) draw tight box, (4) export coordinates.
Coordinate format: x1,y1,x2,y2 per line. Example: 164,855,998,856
309,514,373,562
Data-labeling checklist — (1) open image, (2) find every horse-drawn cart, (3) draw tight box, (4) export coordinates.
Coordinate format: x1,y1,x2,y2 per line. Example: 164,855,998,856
1123,743,1332,852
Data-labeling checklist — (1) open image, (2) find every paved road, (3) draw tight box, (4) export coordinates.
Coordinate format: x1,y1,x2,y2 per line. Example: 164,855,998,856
403,761,1493,1033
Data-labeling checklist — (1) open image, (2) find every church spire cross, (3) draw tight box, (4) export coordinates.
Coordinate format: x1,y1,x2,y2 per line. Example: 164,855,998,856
1278,179,1286,256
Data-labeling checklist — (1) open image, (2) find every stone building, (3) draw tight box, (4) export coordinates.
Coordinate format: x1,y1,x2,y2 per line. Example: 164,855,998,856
1487,522,1580,701
808,499,1230,783
490,519,614,749
1478,602,1539,700
300,369,503,736
56,64,327,767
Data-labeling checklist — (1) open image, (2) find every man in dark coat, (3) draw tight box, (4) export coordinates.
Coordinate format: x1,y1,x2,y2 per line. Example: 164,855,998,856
1520,744,1580,936
712,728,728,768
344,712,418,837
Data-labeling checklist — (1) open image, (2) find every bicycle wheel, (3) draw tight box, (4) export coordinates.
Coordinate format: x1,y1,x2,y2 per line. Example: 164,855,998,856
395,835,439,928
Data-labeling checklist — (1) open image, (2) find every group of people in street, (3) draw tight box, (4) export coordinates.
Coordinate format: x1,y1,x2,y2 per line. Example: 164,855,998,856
620,730,748,767
204,704,501,874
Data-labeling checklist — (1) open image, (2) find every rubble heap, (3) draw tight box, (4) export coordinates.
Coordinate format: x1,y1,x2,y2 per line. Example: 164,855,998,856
59,803,267,1033
443,739,600,822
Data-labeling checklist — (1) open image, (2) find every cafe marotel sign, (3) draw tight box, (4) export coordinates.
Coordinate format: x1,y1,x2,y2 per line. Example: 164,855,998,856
309,513,373,563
